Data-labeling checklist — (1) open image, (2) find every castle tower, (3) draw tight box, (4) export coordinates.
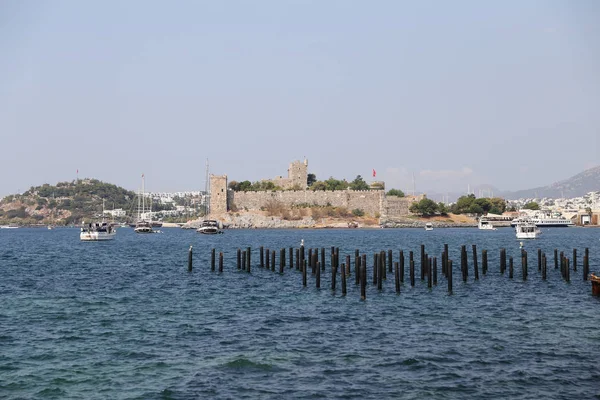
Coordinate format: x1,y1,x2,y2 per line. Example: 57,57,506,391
209,174,228,215
288,159,308,189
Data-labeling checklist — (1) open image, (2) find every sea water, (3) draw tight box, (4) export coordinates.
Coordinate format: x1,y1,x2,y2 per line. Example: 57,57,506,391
1,227,599,399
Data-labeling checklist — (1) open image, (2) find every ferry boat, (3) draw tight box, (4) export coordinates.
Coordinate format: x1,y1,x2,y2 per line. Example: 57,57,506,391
515,218,541,239
478,217,497,230
511,211,574,228
197,220,223,234
424,222,433,231
80,221,116,241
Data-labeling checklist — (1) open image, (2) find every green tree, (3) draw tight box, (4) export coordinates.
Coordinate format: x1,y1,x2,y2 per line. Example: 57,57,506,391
522,201,540,210
409,198,438,216
307,173,317,187
311,181,328,191
451,194,476,214
386,189,405,197
349,175,369,191
437,202,448,215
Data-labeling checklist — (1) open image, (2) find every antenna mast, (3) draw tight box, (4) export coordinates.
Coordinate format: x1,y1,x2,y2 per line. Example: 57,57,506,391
205,159,210,215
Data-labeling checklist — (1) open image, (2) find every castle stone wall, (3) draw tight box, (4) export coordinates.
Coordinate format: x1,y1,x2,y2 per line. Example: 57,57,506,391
232,190,383,217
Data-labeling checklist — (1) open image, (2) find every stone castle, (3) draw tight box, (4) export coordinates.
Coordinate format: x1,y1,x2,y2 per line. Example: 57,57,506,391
209,159,423,222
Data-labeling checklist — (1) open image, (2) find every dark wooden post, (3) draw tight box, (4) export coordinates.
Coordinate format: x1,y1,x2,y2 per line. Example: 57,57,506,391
482,250,488,275
509,257,514,279
444,243,449,276
260,246,264,268
521,250,527,281
537,248,542,271
280,249,285,274
542,253,547,280
421,244,426,280
187,245,193,272
472,244,479,281
388,249,393,273
236,248,241,270
573,248,577,271
355,252,360,285
377,254,383,290
271,250,275,272
331,260,337,291
211,248,216,272
372,253,378,286
410,258,415,287
341,263,347,296
584,248,589,281
302,259,307,287
289,247,293,269
242,251,246,271
500,248,506,274
394,261,400,293
427,257,433,288
295,248,300,270
219,252,224,273
399,250,405,283
321,247,326,271
554,249,558,269
265,248,270,270
308,248,313,271
361,254,367,285
360,265,366,300
433,257,438,285
346,255,351,277
247,247,251,270
447,260,453,293
316,261,321,288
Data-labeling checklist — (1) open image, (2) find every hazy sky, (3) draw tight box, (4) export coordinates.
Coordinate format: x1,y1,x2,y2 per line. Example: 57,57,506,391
1,1,598,198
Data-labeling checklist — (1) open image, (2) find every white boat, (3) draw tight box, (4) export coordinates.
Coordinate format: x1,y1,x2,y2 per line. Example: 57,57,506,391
0,224,19,229
134,174,154,234
424,222,433,231
197,220,223,234
478,217,497,230
515,218,541,239
80,221,116,241
511,211,574,228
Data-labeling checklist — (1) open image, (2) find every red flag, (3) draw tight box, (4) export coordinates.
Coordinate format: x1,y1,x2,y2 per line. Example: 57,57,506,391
76,169,78,174
372,169,376,178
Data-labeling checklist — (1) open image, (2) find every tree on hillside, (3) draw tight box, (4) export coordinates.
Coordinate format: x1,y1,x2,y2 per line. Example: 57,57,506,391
450,194,476,214
522,201,540,210
386,189,405,197
307,173,317,187
409,198,439,216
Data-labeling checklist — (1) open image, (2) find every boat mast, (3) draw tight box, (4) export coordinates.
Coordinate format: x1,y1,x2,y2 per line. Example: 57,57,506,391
142,174,145,220
205,158,210,215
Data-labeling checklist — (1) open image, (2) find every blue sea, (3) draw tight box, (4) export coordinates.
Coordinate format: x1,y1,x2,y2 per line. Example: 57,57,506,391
1,227,599,399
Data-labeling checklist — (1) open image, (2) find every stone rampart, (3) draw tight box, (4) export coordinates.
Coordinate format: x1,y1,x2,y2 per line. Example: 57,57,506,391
232,190,383,217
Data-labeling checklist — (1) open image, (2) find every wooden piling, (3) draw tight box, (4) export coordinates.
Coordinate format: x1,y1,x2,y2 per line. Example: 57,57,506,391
444,244,449,276
360,265,366,300
421,244,426,280
542,253,547,280
265,248,270,270
295,248,300,270
388,249,393,273
410,259,415,287
242,251,246,271
394,261,400,293
554,249,558,269
447,260,453,293
260,246,264,268
247,247,251,270
361,254,367,285
433,257,437,285
509,257,514,279
472,244,479,281
302,259,307,287
399,250,405,283
584,248,589,281
332,261,337,291
346,255,351,277
355,252,360,285
573,248,577,271
271,250,275,272
341,262,347,296
500,248,506,274
482,250,488,275
219,252,224,273
321,248,326,271
236,248,241,270
427,257,433,288
377,255,383,290
211,248,216,272
280,249,285,274
537,248,542,271
187,245,193,272
316,261,321,288
289,247,293,269
521,250,526,281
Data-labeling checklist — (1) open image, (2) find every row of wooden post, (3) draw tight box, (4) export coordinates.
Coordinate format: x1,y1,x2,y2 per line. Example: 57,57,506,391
186,244,593,296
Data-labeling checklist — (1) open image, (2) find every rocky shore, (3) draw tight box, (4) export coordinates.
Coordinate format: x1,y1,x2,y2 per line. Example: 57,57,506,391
182,212,481,229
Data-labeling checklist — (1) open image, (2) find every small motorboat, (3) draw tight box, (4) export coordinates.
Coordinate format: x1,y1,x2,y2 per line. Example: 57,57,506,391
197,220,223,234
425,222,433,231
478,217,497,230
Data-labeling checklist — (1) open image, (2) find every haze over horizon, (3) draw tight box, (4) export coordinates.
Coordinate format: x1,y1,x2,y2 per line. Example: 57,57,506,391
1,1,598,198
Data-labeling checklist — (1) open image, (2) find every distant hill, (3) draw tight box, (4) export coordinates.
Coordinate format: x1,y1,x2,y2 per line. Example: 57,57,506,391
0,179,136,225
504,166,600,200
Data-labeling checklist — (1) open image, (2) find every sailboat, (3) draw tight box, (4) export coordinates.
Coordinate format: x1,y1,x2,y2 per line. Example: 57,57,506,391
134,174,154,234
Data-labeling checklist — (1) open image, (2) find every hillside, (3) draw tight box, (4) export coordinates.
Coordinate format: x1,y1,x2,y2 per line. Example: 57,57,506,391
504,166,600,200
0,179,136,225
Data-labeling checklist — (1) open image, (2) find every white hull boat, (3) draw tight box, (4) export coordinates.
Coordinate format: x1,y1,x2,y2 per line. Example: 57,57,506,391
478,218,497,230
515,219,541,239
197,220,223,234
424,223,433,231
80,222,116,241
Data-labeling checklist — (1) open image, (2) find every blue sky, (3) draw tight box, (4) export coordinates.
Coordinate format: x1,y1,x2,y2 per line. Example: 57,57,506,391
1,1,598,198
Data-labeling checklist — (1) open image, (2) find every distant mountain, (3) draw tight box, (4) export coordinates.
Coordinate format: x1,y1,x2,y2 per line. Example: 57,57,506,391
503,166,600,200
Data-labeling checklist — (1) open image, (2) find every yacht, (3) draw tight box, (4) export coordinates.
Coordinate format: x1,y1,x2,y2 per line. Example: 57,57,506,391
134,174,154,234
197,220,223,234
0,224,19,229
80,221,116,241
511,211,574,228
515,218,541,239
478,217,497,230
424,222,433,231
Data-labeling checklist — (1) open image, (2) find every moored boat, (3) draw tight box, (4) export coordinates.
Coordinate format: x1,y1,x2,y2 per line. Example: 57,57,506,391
478,217,497,230
425,222,433,231
515,218,541,239
80,221,116,241
197,220,223,234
